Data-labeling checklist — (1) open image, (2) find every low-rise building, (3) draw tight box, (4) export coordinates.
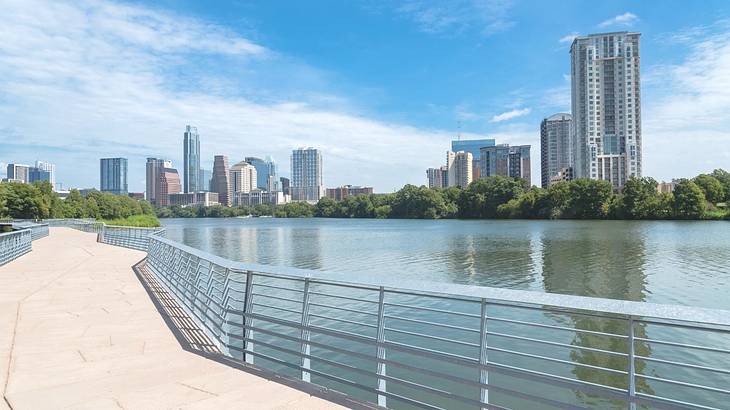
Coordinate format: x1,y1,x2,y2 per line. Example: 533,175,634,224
232,190,288,207
657,180,677,194
549,167,574,185
169,192,219,207
325,185,374,201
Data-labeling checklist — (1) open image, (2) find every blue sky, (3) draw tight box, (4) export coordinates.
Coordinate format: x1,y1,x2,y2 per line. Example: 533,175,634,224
1,0,730,192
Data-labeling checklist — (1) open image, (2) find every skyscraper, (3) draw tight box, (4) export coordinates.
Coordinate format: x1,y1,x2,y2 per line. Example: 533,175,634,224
426,168,444,189
34,161,56,188
100,158,128,195
183,125,200,193
146,158,172,204
230,161,257,194
540,114,573,188
291,148,323,202
480,145,531,184
571,32,642,189
448,151,473,188
279,177,290,196
244,156,278,191
211,155,231,206
198,169,212,192
156,167,181,207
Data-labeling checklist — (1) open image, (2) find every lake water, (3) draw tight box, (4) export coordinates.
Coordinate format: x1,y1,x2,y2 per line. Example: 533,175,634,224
161,218,730,310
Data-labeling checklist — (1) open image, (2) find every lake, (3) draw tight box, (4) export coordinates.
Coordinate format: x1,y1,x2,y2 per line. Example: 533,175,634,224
161,217,730,310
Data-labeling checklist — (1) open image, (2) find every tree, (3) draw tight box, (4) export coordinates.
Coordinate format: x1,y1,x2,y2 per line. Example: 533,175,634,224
710,169,730,202
620,177,666,219
564,178,613,219
2,182,46,219
672,179,706,219
693,174,725,204
390,185,448,219
458,176,524,218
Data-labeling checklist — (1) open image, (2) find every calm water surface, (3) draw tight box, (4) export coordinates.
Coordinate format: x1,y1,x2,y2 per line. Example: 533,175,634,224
161,218,730,310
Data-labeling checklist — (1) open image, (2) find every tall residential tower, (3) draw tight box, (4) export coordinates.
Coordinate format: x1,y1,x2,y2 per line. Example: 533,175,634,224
100,158,128,195
146,157,172,204
291,148,323,202
183,125,201,193
570,32,641,189
540,113,573,188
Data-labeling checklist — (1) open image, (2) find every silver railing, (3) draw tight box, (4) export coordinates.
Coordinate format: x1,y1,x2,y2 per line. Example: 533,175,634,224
11,222,50,241
0,228,32,266
142,234,730,410
50,219,164,251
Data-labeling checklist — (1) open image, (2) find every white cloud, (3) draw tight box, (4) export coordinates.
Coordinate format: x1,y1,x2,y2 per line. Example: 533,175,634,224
394,0,515,36
598,12,639,28
559,32,579,44
490,108,531,122
0,0,453,192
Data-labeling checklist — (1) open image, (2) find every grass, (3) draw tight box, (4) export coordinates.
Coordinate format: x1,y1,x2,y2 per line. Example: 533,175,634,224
101,214,161,228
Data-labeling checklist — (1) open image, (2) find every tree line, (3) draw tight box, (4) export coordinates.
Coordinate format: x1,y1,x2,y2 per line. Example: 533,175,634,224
156,169,730,221
0,181,158,224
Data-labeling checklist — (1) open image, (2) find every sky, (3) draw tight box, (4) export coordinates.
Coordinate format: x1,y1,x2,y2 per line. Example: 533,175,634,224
1,0,730,192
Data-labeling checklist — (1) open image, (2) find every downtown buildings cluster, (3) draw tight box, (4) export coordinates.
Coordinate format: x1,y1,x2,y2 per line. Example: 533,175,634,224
428,31,643,191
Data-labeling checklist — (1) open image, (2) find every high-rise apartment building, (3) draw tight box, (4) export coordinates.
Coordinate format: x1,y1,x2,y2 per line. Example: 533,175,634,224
291,148,323,202
279,177,290,196
100,158,128,195
540,114,573,188
34,161,55,188
571,32,642,189
452,138,495,180
244,156,278,191
230,161,257,194
211,155,231,206
183,125,200,193
146,158,172,204
480,145,531,184
156,167,181,207
448,151,473,188
426,168,444,189
6,164,30,183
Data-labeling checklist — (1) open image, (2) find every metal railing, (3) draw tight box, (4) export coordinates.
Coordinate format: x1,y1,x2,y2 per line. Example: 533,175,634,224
11,222,50,241
51,219,164,251
141,234,730,410
0,228,32,266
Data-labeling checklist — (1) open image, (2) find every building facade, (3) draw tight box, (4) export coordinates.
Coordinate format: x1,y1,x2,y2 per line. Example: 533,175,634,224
230,161,257,194
156,167,181,207
571,32,642,189
6,164,30,183
100,158,128,195
211,155,231,206
183,125,200,193
452,138,495,180
426,168,444,189
146,158,172,204
28,168,51,183
291,148,323,202
198,169,212,192
325,185,374,201
232,190,287,207
34,161,56,188
450,152,473,188
540,113,573,188
279,177,290,196
169,192,219,207
244,156,278,191
480,145,531,183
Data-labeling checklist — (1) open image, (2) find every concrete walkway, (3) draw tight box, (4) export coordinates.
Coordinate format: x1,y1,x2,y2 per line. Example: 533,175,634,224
0,228,345,409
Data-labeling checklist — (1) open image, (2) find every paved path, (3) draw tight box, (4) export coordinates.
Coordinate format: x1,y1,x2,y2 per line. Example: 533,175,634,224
0,228,345,410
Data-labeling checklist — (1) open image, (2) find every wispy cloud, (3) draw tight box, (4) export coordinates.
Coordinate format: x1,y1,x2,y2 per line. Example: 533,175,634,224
598,12,639,28
394,0,515,36
0,0,452,192
559,32,579,44
491,108,530,122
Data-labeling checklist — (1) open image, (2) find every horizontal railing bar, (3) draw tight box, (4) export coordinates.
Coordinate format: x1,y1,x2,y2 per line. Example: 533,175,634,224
635,392,721,410
635,355,730,375
487,346,628,375
308,290,379,304
636,317,730,334
246,312,378,344
487,331,629,357
251,303,302,316
487,316,628,339
309,302,379,316
309,313,378,329
252,281,304,292
634,337,730,355
637,374,730,395
383,301,481,318
384,340,478,365
250,292,303,305
384,314,480,333
384,327,480,348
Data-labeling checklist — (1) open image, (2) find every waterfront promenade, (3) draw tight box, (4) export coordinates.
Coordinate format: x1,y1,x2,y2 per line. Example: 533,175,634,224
0,228,344,409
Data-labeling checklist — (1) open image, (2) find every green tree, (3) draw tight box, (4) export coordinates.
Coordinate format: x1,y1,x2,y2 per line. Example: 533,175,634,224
620,177,666,219
693,174,725,204
390,185,448,219
2,182,46,219
672,179,706,219
458,176,524,218
315,197,341,218
710,169,730,202
564,178,614,219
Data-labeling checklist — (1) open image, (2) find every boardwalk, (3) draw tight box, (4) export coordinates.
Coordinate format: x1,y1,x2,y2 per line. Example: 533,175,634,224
0,228,344,410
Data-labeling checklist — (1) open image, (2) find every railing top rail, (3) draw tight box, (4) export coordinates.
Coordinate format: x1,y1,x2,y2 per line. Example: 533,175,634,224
0,228,31,238
148,234,730,327
103,224,164,231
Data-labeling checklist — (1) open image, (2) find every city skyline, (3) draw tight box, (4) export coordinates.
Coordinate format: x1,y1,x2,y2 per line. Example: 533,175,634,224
2,1,730,192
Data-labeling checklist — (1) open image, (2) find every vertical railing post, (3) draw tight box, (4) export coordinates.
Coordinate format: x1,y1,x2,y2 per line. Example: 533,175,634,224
375,286,387,407
300,278,312,382
243,270,255,364
628,316,636,410
479,298,489,408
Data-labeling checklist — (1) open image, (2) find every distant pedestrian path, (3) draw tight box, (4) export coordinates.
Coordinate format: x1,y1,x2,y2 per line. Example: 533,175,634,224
0,228,344,410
